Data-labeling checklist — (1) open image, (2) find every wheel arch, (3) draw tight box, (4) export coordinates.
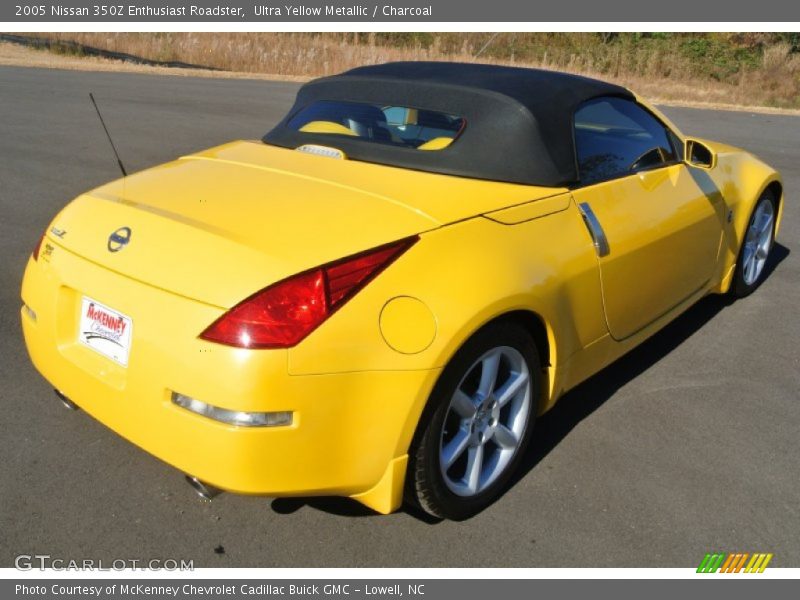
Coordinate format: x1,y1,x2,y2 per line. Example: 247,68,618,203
446,307,557,406
764,179,784,236
736,166,783,240
401,305,558,454
713,154,783,293
495,309,551,367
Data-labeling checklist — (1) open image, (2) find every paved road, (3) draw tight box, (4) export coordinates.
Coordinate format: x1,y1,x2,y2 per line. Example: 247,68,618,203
1,66,798,568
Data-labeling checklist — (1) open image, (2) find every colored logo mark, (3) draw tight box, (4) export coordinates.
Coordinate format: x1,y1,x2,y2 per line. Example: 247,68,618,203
697,553,773,573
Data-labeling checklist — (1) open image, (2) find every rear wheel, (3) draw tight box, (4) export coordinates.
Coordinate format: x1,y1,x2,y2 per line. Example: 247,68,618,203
406,321,540,520
731,191,777,298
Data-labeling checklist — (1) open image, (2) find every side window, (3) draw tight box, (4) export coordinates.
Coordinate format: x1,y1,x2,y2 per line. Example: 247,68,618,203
574,97,678,185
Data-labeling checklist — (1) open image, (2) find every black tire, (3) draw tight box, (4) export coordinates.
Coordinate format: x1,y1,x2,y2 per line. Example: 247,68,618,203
405,320,540,520
730,191,777,298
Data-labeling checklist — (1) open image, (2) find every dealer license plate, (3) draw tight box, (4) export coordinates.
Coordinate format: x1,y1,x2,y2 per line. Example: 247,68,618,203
77,296,133,366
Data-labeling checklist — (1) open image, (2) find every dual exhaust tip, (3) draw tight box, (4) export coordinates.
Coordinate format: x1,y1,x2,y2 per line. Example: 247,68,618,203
185,475,223,501
54,389,223,502
54,389,79,411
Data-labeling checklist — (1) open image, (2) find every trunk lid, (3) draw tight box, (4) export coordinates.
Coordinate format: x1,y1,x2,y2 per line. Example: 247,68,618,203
48,141,560,307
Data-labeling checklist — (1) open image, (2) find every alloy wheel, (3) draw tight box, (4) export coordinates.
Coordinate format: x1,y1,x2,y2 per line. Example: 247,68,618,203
438,346,532,497
742,199,775,285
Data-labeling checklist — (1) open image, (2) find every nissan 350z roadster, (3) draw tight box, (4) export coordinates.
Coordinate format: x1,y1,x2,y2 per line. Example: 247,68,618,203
21,62,784,519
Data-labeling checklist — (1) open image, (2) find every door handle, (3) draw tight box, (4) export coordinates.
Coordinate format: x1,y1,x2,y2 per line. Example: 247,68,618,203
578,202,610,257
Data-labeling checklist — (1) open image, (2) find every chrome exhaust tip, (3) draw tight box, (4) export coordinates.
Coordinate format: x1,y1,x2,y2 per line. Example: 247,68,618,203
185,475,222,501
54,389,79,411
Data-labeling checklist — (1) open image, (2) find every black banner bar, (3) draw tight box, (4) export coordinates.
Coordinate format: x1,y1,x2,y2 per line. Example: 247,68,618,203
2,0,800,22
4,579,799,600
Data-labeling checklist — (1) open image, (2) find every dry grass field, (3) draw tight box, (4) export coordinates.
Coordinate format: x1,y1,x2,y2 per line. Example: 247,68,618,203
4,32,800,110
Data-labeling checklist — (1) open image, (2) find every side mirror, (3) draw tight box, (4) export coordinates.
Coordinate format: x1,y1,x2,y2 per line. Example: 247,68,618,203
684,138,717,169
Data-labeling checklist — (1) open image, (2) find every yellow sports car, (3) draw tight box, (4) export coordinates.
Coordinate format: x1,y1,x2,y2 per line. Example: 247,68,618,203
21,63,783,520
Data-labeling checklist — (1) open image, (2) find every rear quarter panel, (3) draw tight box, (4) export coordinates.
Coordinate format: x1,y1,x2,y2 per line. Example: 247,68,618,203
288,194,607,418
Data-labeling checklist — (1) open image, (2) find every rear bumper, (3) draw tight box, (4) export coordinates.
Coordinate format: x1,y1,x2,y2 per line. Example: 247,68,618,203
20,246,440,513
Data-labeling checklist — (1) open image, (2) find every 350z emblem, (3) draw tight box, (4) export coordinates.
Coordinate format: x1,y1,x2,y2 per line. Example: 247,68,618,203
107,227,132,252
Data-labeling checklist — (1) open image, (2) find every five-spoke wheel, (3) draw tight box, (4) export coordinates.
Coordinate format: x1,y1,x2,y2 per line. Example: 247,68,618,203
406,321,539,520
439,346,531,497
732,191,777,296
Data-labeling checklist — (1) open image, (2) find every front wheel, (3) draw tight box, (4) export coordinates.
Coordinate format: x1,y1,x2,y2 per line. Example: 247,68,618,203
406,321,540,520
731,191,777,298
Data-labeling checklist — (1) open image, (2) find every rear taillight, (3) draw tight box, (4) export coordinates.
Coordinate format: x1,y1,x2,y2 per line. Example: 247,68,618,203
32,235,45,261
200,237,418,348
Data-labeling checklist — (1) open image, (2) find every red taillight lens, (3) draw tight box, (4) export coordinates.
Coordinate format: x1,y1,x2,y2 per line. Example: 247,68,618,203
200,237,418,348
202,269,327,348
326,243,412,305
32,235,45,261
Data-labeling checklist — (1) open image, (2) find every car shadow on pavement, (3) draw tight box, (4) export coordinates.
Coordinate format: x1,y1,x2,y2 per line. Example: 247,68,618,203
507,241,790,495
271,243,789,523
270,496,378,518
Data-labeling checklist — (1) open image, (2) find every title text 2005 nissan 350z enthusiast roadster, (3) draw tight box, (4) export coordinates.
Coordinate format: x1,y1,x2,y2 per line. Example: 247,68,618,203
21,63,784,519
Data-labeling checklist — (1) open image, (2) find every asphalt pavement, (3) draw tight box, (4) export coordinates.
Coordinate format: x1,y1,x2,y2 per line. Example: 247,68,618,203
0,65,798,567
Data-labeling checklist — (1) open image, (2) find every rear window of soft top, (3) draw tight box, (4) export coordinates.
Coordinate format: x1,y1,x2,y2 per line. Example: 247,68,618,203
286,100,466,151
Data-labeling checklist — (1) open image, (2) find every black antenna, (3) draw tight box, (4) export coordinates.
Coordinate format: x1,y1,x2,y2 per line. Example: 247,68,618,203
89,93,127,177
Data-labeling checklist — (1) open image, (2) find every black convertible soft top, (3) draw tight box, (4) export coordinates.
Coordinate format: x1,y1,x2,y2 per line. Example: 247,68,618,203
263,62,634,186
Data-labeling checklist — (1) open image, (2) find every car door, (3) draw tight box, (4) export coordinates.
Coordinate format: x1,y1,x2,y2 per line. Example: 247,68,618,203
569,97,724,340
